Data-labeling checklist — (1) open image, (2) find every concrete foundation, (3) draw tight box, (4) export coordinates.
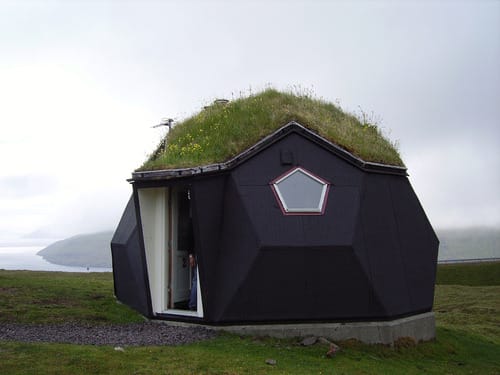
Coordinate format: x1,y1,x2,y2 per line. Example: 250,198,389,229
162,312,435,345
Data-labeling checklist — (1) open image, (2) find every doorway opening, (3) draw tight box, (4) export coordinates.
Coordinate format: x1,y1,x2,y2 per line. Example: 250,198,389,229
138,186,203,318
169,188,192,309
165,187,203,317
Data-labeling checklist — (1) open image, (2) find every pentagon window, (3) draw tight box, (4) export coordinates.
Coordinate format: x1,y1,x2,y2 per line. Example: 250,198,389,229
271,167,329,215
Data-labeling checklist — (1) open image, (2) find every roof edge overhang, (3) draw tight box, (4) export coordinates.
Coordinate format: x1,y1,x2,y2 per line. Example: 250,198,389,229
130,121,407,182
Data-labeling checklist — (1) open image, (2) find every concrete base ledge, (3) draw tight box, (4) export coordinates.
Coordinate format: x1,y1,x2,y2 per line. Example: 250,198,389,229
163,312,435,345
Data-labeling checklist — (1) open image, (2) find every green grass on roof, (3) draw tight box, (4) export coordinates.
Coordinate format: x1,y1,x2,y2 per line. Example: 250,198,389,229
138,89,404,171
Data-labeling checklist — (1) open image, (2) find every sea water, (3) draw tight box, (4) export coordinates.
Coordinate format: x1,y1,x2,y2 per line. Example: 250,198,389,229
0,246,111,272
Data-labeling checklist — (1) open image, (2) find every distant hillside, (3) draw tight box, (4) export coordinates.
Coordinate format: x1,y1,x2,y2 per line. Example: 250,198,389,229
437,227,500,261
37,231,113,268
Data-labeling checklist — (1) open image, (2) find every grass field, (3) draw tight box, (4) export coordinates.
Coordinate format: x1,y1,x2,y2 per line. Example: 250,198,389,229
1,263,499,374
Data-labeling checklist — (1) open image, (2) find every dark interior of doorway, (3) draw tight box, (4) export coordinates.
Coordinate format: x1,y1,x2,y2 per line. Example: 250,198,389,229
172,188,193,310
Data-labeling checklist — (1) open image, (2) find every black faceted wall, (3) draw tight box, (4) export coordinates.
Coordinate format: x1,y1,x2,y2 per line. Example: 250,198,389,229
112,129,439,324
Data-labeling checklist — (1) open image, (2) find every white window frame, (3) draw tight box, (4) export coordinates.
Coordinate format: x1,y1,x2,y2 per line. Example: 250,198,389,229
271,167,329,214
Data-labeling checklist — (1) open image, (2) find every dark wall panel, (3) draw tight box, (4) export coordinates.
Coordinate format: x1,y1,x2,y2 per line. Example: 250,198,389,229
111,195,137,245
111,196,152,317
191,175,227,321
360,174,412,317
351,218,386,317
222,246,373,322
212,175,261,321
237,185,361,248
233,132,364,187
236,185,304,245
389,177,439,312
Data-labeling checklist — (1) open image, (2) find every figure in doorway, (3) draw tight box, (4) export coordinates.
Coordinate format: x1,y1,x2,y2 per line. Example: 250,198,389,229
188,250,197,311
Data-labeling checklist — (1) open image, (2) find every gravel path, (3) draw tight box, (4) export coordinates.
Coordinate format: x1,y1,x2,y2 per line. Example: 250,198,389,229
0,322,218,346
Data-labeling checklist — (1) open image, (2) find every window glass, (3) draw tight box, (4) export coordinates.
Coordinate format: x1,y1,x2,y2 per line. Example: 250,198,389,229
272,168,329,214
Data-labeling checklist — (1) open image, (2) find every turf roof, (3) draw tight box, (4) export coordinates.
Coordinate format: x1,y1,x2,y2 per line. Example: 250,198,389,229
138,89,404,171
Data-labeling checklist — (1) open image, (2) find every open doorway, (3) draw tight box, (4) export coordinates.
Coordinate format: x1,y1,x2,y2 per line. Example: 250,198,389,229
169,188,192,309
138,186,203,317
168,187,203,316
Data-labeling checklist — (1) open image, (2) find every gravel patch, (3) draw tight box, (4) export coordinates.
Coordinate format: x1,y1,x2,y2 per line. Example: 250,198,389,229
0,322,218,346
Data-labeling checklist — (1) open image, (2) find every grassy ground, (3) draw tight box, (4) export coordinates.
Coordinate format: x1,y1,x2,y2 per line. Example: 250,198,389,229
1,263,499,374
436,261,500,286
0,271,142,324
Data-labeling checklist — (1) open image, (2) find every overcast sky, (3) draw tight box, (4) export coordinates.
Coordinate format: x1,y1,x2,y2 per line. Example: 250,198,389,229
0,0,499,242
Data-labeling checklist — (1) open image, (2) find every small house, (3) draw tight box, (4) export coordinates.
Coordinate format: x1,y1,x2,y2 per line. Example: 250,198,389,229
111,90,438,343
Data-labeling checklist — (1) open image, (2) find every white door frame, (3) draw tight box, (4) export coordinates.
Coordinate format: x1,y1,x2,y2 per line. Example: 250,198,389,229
138,186,203,318
138,187,169,313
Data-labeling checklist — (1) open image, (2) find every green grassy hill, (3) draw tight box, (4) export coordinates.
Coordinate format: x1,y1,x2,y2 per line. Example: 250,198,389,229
140,89,404,171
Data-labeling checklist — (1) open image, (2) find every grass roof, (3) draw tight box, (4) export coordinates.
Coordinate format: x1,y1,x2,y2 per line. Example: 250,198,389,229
138,89,404,171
